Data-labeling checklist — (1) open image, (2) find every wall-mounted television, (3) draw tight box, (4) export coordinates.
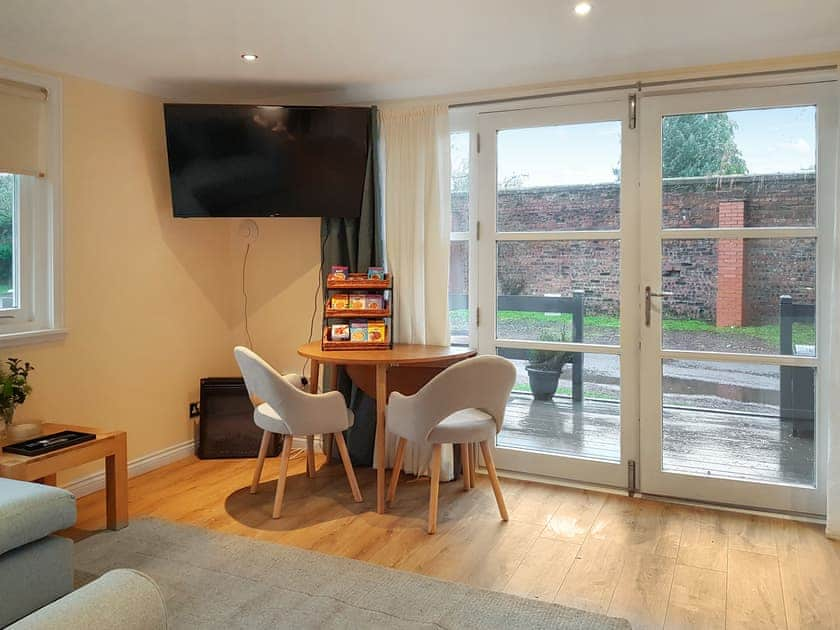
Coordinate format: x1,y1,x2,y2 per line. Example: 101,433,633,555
163,104,370,218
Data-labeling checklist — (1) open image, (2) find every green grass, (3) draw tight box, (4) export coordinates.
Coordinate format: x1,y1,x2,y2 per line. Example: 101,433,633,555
512,383,618,401
449,309,816,347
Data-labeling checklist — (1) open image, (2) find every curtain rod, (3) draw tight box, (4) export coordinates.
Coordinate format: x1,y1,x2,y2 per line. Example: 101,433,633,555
450,64,838,109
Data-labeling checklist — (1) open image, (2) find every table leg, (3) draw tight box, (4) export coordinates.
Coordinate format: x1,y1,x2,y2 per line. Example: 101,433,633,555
306,435,316,478
308,359,321,395
323,364,340,462
375,363,388,514
308,360,320,477
105,432,128,530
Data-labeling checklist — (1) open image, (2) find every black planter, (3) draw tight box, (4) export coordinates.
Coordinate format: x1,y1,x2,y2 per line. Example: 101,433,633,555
525,366,561,401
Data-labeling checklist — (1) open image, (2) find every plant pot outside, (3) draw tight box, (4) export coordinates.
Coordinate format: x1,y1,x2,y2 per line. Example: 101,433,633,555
525,366,561,401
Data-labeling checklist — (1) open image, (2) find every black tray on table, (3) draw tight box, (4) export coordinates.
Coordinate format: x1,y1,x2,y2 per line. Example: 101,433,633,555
3,430,96,456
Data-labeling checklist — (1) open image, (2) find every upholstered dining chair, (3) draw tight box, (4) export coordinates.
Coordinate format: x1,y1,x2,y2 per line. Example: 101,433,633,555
386,355,517,534
233,346,363,518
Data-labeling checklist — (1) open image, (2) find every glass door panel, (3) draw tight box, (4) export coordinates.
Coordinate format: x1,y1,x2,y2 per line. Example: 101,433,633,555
478,99,638,487
449,130,472,346
496,240,621,344
496,122,622,232
661,238,816,354
639,84,835,514
497,348,621,463
661,358,816,486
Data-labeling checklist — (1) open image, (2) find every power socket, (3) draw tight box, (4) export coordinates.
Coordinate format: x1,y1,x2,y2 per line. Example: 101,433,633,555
189,402,200,418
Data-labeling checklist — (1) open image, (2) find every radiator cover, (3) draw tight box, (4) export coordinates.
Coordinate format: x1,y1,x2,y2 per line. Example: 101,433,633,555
196,377,281,459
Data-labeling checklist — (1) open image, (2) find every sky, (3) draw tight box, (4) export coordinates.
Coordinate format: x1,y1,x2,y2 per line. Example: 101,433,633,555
451,105,817,189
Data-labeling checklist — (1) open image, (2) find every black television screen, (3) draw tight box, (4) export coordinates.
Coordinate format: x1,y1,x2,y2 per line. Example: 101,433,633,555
163,104,370,218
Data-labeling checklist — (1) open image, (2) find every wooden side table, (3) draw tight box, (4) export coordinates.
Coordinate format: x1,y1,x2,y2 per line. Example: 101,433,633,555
0,423,128,530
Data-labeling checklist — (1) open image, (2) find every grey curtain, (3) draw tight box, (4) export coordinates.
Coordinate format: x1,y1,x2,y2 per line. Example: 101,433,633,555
321,106,383,466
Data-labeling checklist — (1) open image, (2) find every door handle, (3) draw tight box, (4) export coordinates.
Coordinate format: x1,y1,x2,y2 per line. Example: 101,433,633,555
645,286,674,327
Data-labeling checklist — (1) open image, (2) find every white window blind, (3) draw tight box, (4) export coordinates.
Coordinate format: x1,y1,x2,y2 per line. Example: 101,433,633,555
0,78,47,177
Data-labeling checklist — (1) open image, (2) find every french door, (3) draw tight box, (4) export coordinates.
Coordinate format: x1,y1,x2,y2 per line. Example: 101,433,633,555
476,97,640,488
638,83,836,514
468,80,836,515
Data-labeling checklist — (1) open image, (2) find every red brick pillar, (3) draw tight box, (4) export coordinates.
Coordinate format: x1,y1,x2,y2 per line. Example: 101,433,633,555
716,201,745,327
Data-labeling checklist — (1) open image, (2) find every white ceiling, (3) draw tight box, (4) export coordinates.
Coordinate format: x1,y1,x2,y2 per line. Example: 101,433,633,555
0,0,838,102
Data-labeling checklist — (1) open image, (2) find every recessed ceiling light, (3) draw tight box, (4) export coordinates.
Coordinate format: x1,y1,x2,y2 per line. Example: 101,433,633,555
240,53,259,62
574,2,592,16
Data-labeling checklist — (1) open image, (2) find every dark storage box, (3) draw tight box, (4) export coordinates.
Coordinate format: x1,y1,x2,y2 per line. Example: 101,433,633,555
196,377,281,459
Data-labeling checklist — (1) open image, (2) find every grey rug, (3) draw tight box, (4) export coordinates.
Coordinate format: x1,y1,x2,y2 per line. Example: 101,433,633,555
74,518,629,629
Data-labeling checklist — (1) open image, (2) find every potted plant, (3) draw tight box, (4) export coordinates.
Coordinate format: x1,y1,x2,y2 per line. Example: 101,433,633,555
526,331,574,401
0,358,34,436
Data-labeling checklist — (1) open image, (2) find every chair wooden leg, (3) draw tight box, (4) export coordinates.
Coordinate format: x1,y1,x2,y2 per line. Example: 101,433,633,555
468,443,476,488
479,441,508,521
428,444,442,534
334,432,363,502
388,437,407,503
306,435,316,478
272,435,293,519
250,430,272,494
460,443,470,491
323,433,334,464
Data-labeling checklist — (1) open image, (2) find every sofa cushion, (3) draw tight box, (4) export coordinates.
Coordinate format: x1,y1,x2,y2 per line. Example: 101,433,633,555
8,569,166,630
0,535,74,627
0,479,76,556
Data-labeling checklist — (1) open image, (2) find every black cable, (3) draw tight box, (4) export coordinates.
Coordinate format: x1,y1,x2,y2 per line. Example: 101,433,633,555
302,228,329,381
242,242,254,349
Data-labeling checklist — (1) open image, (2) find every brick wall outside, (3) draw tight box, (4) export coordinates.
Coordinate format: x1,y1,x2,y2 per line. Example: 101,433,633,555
662,239,718,321
496,240,621,316
450,173,816,325
743,239,816,324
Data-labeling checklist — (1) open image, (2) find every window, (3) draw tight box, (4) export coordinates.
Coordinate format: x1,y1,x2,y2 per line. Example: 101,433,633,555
449,129,472,346
0,173,20,309
0,64,63,345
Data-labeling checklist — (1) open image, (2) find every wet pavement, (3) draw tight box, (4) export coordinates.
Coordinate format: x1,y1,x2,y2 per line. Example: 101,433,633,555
498,394,815,487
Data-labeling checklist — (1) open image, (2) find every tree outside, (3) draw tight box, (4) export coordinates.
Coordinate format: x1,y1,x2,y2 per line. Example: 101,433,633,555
450,159,469,193
0,174,14,293
662,113,747,178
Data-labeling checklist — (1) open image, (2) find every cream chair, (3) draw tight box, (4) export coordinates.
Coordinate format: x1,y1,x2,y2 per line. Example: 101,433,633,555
386,355,516,533
234,346,363,518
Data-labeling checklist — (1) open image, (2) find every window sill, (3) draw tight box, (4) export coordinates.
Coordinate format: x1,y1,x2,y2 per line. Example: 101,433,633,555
0,328,68,348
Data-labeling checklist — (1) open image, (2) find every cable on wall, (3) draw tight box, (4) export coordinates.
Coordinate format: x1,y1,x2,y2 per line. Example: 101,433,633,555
238,219,259,351
242,241,254,350
301,228,329,383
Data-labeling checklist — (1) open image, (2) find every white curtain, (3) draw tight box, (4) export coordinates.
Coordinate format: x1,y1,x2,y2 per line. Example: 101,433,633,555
828,81,840,538
379,103,454,478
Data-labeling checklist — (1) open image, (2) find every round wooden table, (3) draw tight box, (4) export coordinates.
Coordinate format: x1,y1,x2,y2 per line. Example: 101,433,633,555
297,342,476,513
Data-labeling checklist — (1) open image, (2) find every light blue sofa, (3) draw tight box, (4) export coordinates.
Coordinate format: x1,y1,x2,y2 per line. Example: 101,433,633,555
0,478,76,627
8,569,167,629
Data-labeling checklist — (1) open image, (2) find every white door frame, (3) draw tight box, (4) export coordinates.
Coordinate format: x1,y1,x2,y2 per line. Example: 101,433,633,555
475,95,640,488
638,82,837,515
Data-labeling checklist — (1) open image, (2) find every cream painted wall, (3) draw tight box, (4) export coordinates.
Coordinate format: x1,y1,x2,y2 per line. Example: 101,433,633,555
228,218,322,379
9,72,233,482
0,63,322,486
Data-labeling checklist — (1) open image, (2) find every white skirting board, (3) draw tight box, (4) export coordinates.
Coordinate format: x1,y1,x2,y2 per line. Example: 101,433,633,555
293,435,322,450
63,435,322,498
63,439,195,498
